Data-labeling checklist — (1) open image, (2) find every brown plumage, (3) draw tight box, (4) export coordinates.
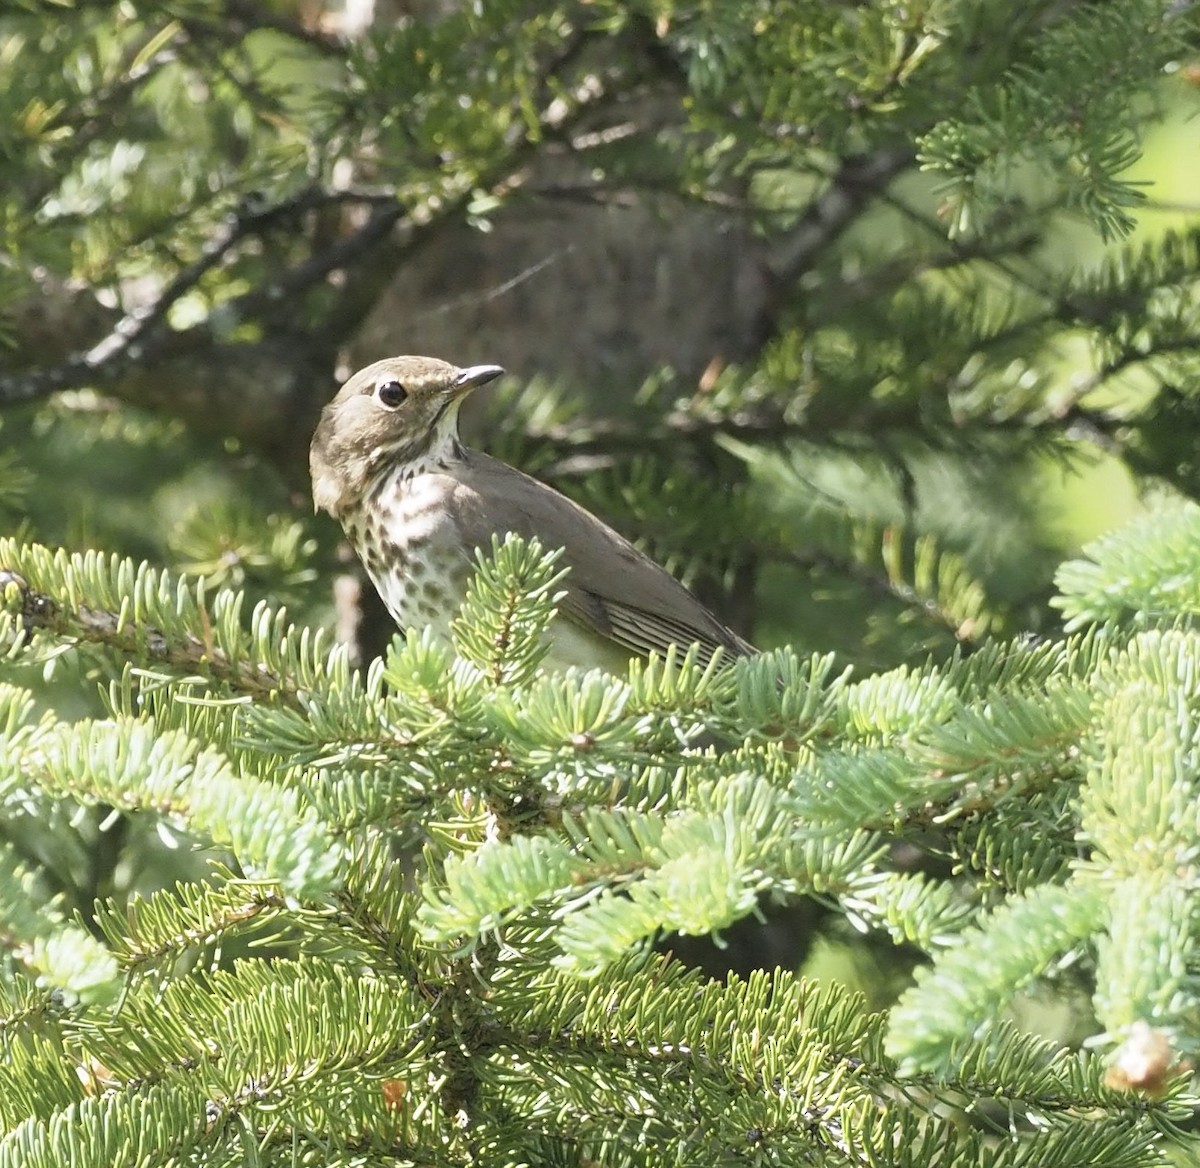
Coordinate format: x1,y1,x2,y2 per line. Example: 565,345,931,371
310,355,755,671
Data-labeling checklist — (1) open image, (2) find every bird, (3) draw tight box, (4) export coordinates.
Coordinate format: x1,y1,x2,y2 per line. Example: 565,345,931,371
309,355,756,674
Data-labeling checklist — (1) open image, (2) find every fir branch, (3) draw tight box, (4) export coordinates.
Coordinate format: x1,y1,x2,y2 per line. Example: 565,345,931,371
1054,498,1200,628
13,717,344,898
91,880,289,980
1082,628,1200,1049
2,962,440,1166
723,647,849,744
490,668,648,782
918,0,1183,241
492,957,1169,1162
1073,331,1200,399
421,834,588,945
907,681,1094,791
0,12,628,479
886,881,1108,1074
450,534,567,687
795,673,1093,839
495,963,882,1131
958,782,1080,895
1,570,288,704
87,958,430,1092
420,771,887,975
0,186,337,408
0,540,362,710
0,840,120,1006
0,1079,214,1167
763,146,916,322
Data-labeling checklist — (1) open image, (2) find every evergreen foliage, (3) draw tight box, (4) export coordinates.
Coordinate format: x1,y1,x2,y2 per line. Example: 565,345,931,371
0,527,1198,1163
3,0,1200,1163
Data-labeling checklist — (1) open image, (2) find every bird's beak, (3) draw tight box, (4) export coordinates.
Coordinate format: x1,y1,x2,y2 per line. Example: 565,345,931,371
452,364,505,397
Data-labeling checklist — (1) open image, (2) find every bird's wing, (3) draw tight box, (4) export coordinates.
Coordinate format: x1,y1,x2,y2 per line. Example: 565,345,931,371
449,451,755,666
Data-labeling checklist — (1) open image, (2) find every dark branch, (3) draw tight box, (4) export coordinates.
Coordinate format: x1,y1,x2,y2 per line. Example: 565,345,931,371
520,394,1125,475
768,147,916,291
742,146,915,359
0,187,396,409
227,200,408,329
1061,333,1200,403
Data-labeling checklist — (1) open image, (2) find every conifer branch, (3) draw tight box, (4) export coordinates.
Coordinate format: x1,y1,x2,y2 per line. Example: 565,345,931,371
765,146,916,309
0,540,369,713
0,187,339,409
0,838,121,1004
1053,497,1200,628
887,882,1108,1073
1,567,293,707
92,881,289,979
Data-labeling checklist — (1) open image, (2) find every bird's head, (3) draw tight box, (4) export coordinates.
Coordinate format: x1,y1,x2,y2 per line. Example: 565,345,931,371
309,355,504,516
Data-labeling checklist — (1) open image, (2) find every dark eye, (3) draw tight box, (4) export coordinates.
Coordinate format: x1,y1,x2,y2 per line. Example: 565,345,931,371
376,379,408,408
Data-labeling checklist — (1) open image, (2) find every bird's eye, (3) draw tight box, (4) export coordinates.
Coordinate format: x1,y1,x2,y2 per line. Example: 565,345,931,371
375,379,408,409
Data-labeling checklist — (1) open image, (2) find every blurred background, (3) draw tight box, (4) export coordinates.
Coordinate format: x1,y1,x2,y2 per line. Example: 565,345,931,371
1,0,1198,1014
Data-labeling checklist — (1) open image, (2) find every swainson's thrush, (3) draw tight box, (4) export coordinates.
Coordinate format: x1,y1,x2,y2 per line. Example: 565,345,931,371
310,356,755,672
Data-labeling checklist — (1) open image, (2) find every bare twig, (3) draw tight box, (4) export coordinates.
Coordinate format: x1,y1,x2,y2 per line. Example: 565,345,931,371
412,248,575,321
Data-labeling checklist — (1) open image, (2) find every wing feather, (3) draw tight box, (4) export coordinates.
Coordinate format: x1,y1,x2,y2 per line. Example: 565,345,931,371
448,450,754,665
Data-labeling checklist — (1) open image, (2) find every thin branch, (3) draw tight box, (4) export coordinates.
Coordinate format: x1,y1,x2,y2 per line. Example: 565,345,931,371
316,23,615,346
767,147,916,291
740,146,916,359
843,176,1068,314
806,226,1045,332
226,199,407,328
528,181,745,212
1,570,301,710
0,187,337,407
519,394,1125,474
411,248,575,322
1061,333,1200,401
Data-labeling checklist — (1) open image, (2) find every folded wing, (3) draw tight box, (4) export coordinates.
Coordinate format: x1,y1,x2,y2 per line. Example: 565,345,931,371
450,450,755,667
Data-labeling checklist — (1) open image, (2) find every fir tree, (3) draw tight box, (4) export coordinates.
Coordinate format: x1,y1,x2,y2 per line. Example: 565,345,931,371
2,1,1200,1164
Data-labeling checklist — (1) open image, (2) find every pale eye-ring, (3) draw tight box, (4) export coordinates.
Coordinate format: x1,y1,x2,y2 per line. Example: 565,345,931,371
375,379,409,409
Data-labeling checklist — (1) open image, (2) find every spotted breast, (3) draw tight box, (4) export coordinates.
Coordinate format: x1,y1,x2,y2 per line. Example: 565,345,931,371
344,468,471,643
